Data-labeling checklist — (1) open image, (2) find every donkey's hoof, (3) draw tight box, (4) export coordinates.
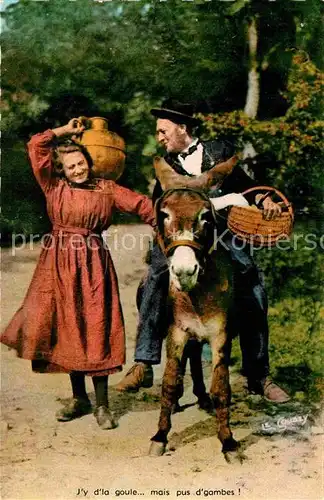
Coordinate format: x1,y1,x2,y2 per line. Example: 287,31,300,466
149,440,166,456
222,437,239,453
222,438,245,464
224,448,246,465
198,394,214,414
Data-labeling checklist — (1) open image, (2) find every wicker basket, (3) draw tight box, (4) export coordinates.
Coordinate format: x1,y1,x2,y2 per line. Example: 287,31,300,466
227,186,294,247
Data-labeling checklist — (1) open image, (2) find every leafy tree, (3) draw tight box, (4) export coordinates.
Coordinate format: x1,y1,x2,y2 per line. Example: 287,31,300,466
1,0,323,238
200,52,324,215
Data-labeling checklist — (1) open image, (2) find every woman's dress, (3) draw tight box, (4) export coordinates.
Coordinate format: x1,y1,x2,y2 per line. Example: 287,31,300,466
1,130,154,376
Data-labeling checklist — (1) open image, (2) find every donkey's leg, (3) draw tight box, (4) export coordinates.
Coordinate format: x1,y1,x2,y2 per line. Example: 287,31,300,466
209,319,241,461
187,340,213,411
171,344,188,414
149,327,188,456
173,339,203,413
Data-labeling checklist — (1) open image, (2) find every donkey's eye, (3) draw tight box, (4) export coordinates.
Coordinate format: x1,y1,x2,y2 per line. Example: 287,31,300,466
199,209,213,226
158,209,172,231
160,209,171,223
160,209,170,218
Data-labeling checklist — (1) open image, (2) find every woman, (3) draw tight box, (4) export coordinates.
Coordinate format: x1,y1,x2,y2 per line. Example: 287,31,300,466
1,118,155,429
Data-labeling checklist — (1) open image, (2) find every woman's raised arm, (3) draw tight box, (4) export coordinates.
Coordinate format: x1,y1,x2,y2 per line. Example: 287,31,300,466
27,119,85,192
27,130,58,192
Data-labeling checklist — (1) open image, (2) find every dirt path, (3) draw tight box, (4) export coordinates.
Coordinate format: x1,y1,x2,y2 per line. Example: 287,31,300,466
1,225,323,500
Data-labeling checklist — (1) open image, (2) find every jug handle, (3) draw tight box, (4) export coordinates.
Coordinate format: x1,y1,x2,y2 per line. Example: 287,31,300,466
71,116,89,143
78,116,91,128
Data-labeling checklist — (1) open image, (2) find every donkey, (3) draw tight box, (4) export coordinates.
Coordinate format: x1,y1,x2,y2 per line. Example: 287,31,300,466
149,187,242,463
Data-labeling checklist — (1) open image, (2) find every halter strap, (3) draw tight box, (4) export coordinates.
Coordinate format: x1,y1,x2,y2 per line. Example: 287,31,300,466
157,233,204,257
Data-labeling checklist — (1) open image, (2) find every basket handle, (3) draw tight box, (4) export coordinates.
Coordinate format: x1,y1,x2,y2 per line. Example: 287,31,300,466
242,186,294,219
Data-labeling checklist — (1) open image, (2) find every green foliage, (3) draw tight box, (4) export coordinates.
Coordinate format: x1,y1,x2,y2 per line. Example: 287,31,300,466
254,221,323,400
230,293,324,400
267,297,323,372
267,297,324,400
0,139,51,241
199,53,324,215
255,223,323,304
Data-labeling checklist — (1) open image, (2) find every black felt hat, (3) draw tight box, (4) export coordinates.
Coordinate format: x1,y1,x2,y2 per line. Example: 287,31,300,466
150,100,201,128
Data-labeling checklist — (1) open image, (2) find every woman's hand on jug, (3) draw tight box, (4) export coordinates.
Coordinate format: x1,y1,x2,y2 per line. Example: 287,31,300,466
52,118,85,138
65,118,85,136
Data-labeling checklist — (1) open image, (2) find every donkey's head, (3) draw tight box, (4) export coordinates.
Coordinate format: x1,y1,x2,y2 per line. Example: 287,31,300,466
155,188,217,291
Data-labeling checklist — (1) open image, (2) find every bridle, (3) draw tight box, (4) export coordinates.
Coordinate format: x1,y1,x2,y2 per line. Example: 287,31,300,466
155,188,218,257
156,233,204,257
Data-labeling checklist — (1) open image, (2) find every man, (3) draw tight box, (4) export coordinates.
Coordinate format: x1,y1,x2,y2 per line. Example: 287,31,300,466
116,101,290,403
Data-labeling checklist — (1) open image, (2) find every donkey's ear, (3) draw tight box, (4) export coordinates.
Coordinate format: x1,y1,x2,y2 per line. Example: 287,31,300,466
154,156,190,190
154,155,238,192
207,155,238,180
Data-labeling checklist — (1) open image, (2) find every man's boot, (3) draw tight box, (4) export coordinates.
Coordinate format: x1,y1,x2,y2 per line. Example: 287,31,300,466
115,362,153,392
248,377,290,403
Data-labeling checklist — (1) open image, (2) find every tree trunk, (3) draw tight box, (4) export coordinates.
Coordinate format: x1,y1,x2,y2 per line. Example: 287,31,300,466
242,16,259,179
244,16,260,119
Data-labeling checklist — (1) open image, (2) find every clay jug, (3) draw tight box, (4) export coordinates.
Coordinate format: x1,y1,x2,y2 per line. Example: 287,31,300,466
77,116,126,180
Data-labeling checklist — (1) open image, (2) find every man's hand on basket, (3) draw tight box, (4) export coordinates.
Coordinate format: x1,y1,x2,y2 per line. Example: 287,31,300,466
255,193,282,220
